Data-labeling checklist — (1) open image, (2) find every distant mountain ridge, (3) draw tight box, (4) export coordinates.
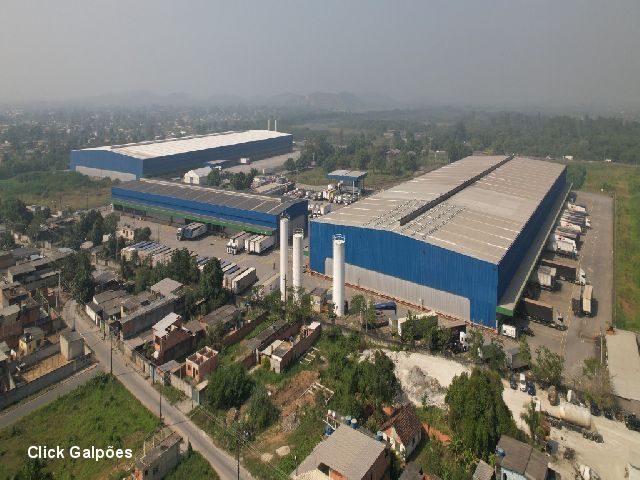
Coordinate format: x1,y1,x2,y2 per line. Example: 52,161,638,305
33,90,402,111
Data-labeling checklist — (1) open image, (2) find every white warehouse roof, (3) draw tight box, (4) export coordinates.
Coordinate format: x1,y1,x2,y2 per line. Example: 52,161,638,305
314,156,565,264
82,130,291,160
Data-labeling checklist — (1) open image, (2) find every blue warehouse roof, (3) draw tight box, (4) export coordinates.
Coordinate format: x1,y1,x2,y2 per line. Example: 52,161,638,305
112,179,307,234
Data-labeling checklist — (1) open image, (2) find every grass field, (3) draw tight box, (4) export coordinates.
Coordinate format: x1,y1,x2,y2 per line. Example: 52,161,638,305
578,162,640,332
0,373,159,480
166,451,219,480
0,171,112,210
293,166,413,190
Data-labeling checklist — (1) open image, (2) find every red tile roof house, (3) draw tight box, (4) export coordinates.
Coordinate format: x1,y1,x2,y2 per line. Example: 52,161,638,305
294,424,391,480
381,404,423,461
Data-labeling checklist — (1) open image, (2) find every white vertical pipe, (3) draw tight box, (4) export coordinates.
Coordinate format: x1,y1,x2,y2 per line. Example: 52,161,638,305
274,119,277,132
333,235,345,316
292,231,304,298
268,118,271,131
279,217,289,301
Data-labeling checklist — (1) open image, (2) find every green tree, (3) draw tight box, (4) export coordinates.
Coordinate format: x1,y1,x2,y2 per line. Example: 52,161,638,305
486,337,507,374
103,212,120,233
200,257,224,307
580,358,616,410
245,385,278,434
520,399,543,443
133,226,151,243
356,350,400,409
467,329,484,363
89,215,104,245
207,363,253,410
0,231,16,250
284,158,296,172
207,168,221,186
532,346,564,387
445,368,519,460
519,336,532,366
15,457,53,480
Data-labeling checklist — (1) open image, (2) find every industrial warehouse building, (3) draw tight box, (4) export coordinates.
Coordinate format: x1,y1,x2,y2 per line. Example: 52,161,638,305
112,179,308,235
70,130,293,180
310,155,569,328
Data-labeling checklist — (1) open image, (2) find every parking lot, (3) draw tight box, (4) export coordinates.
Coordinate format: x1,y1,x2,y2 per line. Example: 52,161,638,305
509,191,614,379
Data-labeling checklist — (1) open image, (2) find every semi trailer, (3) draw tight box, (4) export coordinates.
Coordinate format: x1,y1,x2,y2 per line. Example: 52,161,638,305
539,254,586,285
226,231,252,255
581,285,593,316
529,266,558,290
176,222,207,241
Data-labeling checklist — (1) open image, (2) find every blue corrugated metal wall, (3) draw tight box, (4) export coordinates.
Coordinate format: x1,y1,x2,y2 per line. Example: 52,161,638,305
142,136,292,176
112,186,307,231
496,168,567,299
71,135,293,179
309,222,498,327
70,150,143,177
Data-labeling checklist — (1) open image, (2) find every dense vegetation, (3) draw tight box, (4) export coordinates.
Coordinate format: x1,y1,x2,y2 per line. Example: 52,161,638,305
445,368,521,461
165,450,219,480
0,374,159,479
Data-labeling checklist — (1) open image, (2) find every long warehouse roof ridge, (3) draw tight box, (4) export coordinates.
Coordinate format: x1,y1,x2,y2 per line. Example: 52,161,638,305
313,155,565,264
76,129,291,160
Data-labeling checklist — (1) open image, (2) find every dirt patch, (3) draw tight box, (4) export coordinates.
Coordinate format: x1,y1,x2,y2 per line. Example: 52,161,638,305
272,370,319,417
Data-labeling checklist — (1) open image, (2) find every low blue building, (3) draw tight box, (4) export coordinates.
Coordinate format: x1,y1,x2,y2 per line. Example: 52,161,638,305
112,179,307,236
310,156,568,328
71,130,293,181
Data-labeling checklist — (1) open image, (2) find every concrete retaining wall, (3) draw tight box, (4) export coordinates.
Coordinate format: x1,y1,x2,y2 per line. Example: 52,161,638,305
0,353,94,410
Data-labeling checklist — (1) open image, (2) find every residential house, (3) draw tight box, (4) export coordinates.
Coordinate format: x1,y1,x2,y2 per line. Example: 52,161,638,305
85,289,128,324
118,295,176,340
183,166,213,185
0,251,16,269
0,300,43,349
150,278,184,298
381,404,423,461
152,313,195,364
473,460,494,480
200,304,240,335
399,462,425,480
310,287,328,313
150,278,184,312
495,435,549,480
1,282,29,308
261,322,321,373
18,327,45,356
134,433,182,480
60,329,84,361
295,424,391,480
116,224,136,241
186,346,218,382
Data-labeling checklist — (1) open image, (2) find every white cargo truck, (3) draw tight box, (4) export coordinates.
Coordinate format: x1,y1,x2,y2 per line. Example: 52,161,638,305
252,234,276,254
501,324,518,339
176,222,207,241
232,267,258,294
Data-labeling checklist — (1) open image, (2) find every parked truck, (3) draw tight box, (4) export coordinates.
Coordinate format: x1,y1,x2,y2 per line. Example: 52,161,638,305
546,235,577,258
566,202,587,214
232,267,258,294
539,255,586,285
529,266,558,290
501,324,518,339
251,234,276,254
176,222,207,241
226,231,252,255
245,234,261,252
520,298,564,326
581,285,593,316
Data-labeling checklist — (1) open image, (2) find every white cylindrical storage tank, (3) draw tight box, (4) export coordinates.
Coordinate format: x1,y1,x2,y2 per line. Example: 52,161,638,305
279,217,289,301
292,230,304,298
333,234,345,316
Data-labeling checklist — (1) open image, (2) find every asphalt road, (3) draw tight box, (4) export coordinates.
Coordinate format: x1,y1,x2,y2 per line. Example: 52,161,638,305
62,301,251,480
0,364,100,429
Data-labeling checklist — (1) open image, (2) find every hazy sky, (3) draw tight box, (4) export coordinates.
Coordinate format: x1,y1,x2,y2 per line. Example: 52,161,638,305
2,0,639,107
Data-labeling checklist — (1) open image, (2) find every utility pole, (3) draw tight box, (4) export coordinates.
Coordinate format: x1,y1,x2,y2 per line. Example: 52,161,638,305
110,332,113,375
159,389,162,421
236,435,240,480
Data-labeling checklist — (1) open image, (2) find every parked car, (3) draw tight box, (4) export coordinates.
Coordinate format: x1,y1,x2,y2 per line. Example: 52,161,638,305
521,326,534,337
519,373,527,392
604,409,614,420
527,382,536,396
510,376,518,390
625,414,640,432
590,404,601,417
